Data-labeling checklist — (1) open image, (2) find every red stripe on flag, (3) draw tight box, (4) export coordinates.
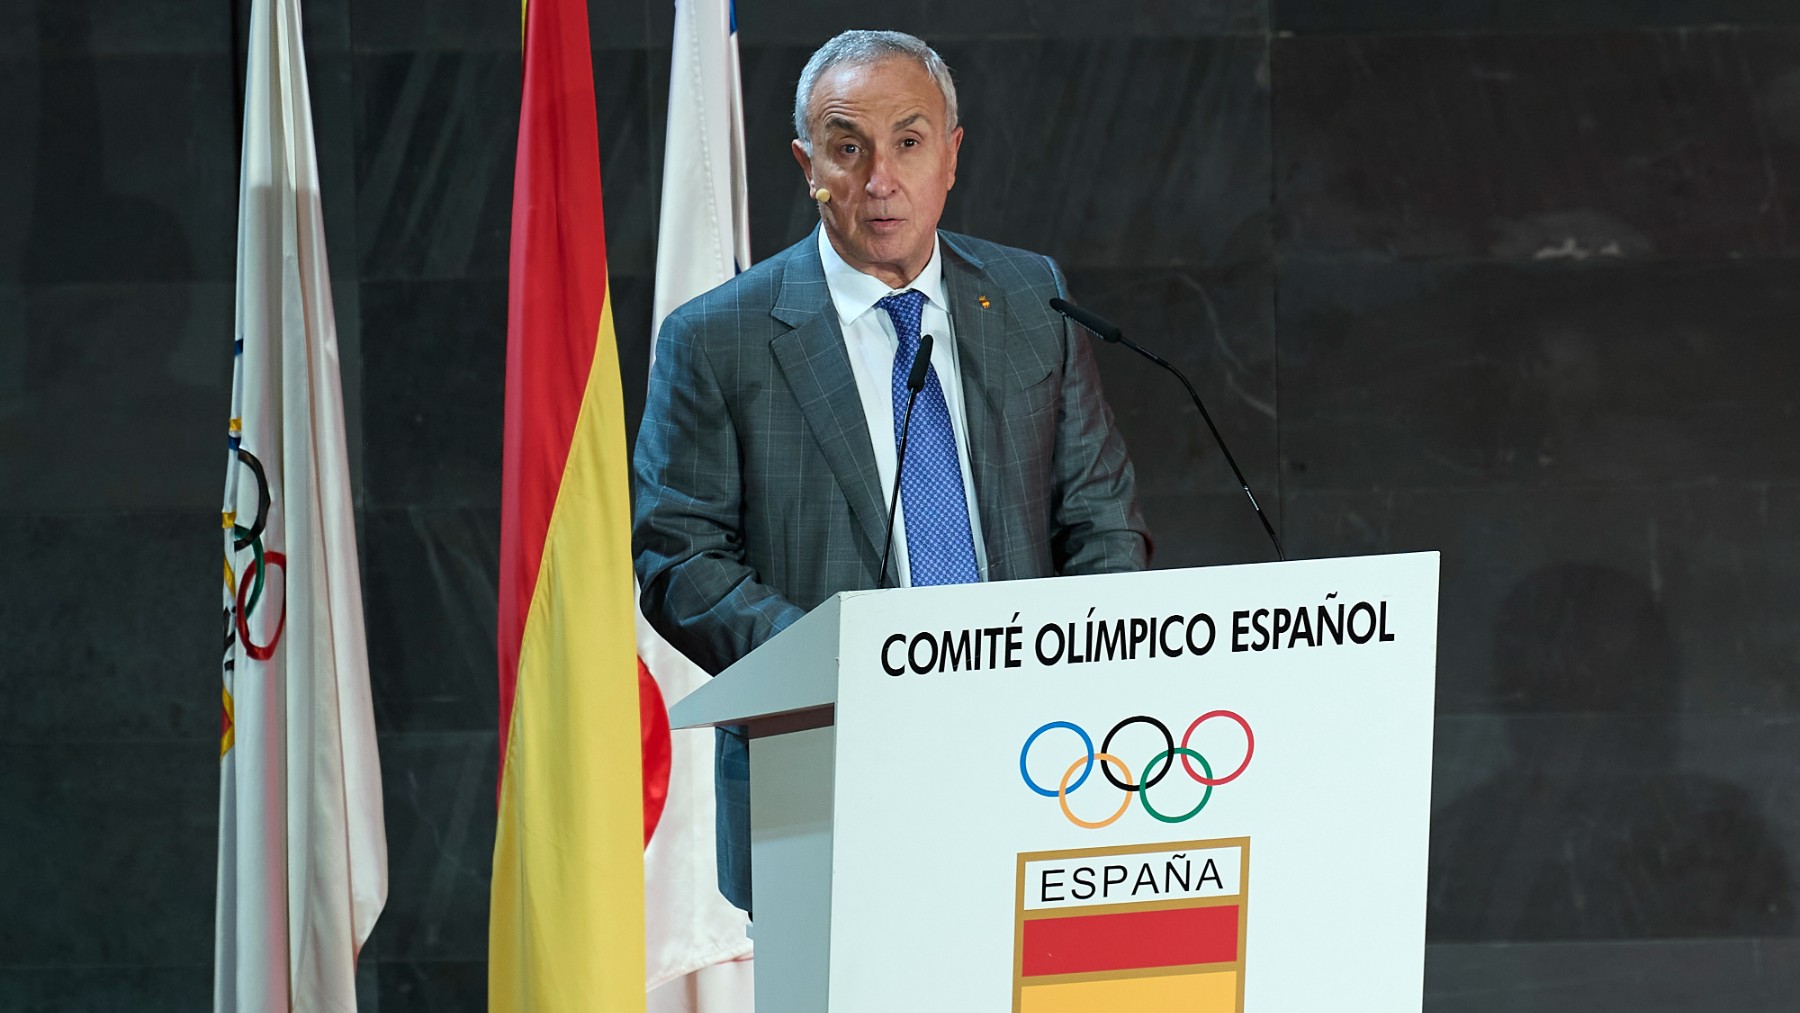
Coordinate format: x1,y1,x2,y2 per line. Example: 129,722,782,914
496,0,612,778
1021,905,1239,978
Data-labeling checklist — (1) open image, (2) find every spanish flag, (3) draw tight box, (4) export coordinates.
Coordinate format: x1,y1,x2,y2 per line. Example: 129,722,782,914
489,0,648,1006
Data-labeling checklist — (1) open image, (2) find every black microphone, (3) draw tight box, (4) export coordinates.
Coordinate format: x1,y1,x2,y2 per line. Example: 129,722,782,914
879,334,935,588
1049,297,1285,562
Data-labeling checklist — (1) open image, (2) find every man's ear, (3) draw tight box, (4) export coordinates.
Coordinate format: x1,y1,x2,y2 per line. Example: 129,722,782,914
791,138,814,187
946,125,964,190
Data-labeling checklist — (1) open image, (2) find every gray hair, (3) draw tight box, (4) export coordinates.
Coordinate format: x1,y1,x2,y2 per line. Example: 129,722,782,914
793,30,959,153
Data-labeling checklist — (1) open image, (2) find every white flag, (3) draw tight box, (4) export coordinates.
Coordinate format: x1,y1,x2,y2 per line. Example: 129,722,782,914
644,0,755,1007
217,0,387,1008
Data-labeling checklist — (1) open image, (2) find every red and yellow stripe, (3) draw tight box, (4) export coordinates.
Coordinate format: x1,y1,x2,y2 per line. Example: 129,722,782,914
1017,904,1243,1013
489,0,646,1007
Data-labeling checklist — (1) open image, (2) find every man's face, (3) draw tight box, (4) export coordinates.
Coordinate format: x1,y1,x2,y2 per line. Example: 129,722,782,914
792,57,963,289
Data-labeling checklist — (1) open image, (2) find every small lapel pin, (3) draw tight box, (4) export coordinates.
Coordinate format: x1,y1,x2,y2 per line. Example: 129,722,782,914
977,295,991,309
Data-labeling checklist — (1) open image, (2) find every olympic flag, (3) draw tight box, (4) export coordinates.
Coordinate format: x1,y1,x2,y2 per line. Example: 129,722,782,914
489,0,649,1008
644,0,755,1009
216,0,387,1008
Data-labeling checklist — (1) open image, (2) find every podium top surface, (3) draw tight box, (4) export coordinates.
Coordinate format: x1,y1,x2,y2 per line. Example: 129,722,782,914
666,552,1439,734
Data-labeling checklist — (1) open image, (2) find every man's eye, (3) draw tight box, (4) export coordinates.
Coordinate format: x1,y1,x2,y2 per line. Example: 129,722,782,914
901,138,919,147
840,143,859,155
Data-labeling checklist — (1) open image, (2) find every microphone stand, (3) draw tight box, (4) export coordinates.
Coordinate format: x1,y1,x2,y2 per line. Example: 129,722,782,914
1049,298,1284,562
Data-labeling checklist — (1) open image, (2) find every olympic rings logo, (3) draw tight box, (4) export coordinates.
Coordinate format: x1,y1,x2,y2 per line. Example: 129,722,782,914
224,446,287,663
221,437,287,759
1019,711,1254,829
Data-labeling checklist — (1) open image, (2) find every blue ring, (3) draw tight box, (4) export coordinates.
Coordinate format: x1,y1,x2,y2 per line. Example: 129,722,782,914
1020,721,1094,797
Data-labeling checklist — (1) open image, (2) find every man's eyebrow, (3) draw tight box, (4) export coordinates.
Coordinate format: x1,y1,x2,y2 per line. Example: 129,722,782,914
893,112,931,131
822,115,865,137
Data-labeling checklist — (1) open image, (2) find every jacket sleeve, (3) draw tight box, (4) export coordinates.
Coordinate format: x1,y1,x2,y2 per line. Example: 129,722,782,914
631,309,807,675
1043,257,1153,574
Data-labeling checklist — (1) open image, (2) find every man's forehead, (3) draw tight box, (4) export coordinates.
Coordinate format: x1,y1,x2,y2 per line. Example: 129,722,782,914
810,58,945,124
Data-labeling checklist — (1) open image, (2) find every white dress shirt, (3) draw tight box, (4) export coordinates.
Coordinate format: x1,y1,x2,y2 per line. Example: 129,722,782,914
816,227,989,587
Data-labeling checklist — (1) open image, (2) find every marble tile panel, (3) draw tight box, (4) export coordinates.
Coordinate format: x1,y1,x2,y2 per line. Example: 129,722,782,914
1279,1,1800,35
728,0,1265,47
336,274,368,496
351,0,650,53
0,967,211,1013
612,273,656,454
361,506,499,733
1276,259,1800,492
593,45,659,276
1282,484,1800,715
0,512,221,740
946,37,1271,270
0,0,348,58
0,281,233,513
1433,713,1800,866
371,960,487,1012
363,731,497,962
1140,490,1289,569
355,273,648,514
7,53,238,285
1062,264,1280,557
303,0,354,55
357,278,505,508
352,51,519,283
735,36,1272,271
1424,939,1800,1011
353,47,655,282
0,60,36,280
0,740,217,965
310,51,364,287
1429,712,1800,942
642,44,670,234
1275,29,1800,262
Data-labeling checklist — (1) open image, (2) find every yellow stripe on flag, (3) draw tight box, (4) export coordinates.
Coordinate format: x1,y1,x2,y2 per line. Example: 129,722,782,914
490,291,643,1011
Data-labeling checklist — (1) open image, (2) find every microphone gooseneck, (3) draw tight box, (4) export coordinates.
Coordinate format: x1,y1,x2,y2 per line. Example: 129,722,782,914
879,334,936,588
1049,298,1285,562
1048,297,1122,344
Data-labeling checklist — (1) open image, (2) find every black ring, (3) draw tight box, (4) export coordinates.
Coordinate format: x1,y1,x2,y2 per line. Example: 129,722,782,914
233,448,271,551
1101,715,1174,792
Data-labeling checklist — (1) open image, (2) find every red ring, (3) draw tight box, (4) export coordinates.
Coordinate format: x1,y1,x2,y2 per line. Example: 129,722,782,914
235,551,287,661
1180,709,1253,786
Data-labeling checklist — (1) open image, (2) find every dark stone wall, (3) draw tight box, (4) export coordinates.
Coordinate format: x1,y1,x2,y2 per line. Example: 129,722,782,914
2,0,1796,1007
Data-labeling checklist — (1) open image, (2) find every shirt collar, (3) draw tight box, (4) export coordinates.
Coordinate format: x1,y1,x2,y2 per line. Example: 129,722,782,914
816,226,947,328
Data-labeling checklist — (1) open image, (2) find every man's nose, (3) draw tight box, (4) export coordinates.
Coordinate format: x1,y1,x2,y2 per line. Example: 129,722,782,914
865,147,900,198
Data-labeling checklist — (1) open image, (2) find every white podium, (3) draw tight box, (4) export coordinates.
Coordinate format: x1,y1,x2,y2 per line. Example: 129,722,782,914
670,553,1440,1013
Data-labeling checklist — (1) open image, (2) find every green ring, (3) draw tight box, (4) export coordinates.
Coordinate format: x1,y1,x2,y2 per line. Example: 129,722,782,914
234,525,266,615
1140,747,1212,824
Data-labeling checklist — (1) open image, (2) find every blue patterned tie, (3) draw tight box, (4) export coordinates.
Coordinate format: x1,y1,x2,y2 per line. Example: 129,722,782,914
878,290,980,586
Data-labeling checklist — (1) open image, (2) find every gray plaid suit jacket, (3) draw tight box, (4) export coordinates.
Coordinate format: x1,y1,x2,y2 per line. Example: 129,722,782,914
632,228,1149,910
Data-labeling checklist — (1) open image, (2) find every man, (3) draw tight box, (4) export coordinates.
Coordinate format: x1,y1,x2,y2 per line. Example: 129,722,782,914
632,30,1150,912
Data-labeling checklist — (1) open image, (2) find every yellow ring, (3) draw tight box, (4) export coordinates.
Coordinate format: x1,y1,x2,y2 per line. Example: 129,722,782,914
1058,752,1133,829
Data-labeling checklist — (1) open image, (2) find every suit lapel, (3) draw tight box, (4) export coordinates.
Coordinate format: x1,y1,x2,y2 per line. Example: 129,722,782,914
941,238,1014,577
769,243,889,561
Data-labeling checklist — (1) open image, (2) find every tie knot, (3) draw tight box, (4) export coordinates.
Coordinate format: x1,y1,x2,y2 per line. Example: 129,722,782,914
877,289,926,342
